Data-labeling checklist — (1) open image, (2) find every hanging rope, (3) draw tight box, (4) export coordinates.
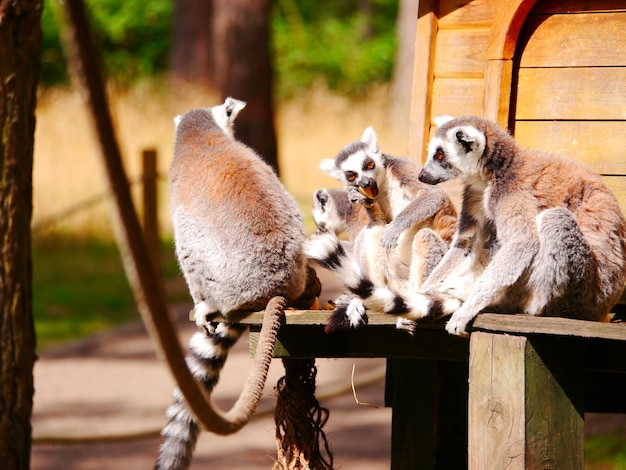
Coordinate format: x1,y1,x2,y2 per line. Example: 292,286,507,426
273,358,334,470
61,0,287,436
62,0,334,459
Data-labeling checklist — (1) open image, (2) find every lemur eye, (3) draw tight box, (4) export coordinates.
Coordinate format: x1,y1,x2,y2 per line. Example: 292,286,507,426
365,161,375,170
435,149,445,161
346,173,356,182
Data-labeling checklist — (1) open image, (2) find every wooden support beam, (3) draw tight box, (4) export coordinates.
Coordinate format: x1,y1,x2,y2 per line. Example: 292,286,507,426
468,332,584,469
385,359,468,469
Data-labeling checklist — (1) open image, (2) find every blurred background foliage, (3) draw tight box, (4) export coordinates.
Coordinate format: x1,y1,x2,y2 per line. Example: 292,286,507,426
40,0,398,97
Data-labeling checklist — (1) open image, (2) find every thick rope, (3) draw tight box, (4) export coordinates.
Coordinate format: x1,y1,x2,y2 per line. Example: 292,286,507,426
273,358,334,470
217,296,286,431
62,0,286,436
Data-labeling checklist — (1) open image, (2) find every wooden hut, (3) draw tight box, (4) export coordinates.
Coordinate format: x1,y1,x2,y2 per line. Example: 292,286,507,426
408,0,626,215
246,4,626,468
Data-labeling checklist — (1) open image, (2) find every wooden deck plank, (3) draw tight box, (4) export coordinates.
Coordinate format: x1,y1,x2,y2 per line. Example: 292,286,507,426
235,310,626,342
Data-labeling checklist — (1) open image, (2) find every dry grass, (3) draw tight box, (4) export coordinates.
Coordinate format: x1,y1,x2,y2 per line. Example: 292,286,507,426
33,81,410,238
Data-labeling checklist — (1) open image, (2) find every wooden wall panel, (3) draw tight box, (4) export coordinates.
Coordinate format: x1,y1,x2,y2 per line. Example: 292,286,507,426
533,0,626,14
514,67,626,120
519,13,626,67
513,121,626,175
431,78,484,119
512,3,626,217
409,0,438,162
438,0,497,29
434,29,490,77
602,176,626,216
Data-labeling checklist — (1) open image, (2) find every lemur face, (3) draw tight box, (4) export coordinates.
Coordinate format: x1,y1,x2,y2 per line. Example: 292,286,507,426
419,117,486,185
336,149,381,199
320,126,384,201
312,189,341,234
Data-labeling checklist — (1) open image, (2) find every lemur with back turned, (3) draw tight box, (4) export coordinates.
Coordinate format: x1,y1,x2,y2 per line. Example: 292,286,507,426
156,98,319,470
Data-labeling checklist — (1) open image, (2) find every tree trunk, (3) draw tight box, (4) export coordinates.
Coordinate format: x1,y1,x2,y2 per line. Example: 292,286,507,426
213,0,279,173
0,0,42,468
170,0,215,89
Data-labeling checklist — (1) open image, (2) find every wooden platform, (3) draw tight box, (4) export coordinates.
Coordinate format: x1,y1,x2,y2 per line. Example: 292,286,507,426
244,311,626,469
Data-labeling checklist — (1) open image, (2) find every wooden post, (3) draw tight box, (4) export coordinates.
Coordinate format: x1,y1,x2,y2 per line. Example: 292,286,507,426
142,148,159,273
385,359,468,469
468,332,584,469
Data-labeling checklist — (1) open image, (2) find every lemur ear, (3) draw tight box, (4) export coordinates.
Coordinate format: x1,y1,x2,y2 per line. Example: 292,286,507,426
320,158,343,180
223,97,246,121
361,126,378,153
313,189,330,208
454,127,478,153
433,115,454,127
314,188,329,205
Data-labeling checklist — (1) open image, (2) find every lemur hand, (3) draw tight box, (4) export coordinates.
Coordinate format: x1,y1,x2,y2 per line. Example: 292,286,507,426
381,223,401,249
347,186,372,206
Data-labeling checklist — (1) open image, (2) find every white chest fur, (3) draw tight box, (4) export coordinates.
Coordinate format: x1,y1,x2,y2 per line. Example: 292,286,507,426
385,176,410,219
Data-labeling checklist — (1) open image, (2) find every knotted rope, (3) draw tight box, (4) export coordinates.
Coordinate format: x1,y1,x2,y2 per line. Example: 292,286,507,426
273,358,334,470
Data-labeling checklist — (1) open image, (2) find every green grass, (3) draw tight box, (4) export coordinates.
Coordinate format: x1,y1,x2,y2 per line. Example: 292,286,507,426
586,433,626,469
32,234,187,350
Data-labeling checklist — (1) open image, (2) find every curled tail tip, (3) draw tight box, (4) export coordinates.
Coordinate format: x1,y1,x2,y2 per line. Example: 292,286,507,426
324,301,368,333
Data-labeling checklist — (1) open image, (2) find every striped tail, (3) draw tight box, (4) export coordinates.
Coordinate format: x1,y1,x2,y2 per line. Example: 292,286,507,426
304,232,461,324
154,322,246,470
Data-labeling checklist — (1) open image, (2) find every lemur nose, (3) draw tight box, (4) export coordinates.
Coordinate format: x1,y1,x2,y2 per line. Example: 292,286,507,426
360,177,374,188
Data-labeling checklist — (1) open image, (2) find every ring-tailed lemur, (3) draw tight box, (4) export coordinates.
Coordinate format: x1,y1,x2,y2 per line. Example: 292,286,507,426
417,115,626,334
311,187,401,331
156,97,319,470
305,127,457,332
311,115,626,336
312,187,369,240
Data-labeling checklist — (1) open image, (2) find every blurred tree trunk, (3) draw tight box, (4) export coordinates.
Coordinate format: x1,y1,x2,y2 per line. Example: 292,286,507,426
171,0,279,172
391,0,417,139
0,0,42,468
213,0,278,172
170,0,215,89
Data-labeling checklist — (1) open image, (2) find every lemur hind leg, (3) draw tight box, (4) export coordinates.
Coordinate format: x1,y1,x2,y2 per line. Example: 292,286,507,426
525,207,595,318
407,228,449,293
395,228,449,334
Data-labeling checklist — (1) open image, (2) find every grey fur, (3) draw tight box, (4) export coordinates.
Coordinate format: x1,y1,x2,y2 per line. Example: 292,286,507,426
308,127,457,332
156,98,311,469
416,115,626,335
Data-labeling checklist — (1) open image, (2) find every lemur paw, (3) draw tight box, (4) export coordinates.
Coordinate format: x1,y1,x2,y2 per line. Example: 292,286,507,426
380,224,401,249
445,311,472,337
193,301,216,329
347,186,370,205
395,317,416,335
